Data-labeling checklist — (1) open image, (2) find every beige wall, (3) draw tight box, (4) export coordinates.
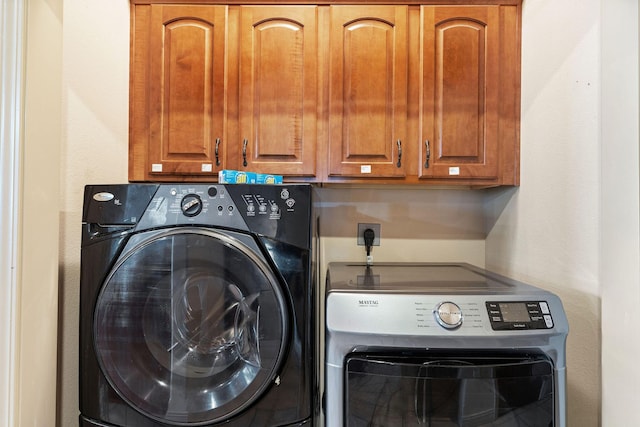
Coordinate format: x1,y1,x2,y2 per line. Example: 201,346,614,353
57,0,131,426
484,1,602,425
13,0,639,425
317,187,486,268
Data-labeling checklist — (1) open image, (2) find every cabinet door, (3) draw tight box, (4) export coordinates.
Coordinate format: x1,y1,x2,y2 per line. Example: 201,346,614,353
237,6,318,177
328,6,408,179
144,5,227,178
420,6,500,181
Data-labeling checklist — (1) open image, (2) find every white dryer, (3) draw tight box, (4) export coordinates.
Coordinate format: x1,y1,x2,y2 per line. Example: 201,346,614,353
325,262,568,427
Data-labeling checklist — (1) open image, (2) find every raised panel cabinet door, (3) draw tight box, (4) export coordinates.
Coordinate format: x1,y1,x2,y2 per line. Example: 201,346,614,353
147,5,227,177
420,6,500,181
238,6,318,177
328,6,408,178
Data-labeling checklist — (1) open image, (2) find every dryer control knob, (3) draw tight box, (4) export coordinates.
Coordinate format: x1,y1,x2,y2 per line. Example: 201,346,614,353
434,301,463,329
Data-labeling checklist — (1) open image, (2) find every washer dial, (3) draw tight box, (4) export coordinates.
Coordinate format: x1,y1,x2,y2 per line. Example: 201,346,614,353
180,194,203,217
434,301,463,329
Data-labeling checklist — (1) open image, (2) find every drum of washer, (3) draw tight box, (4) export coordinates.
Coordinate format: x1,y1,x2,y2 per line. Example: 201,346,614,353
93,228,288,426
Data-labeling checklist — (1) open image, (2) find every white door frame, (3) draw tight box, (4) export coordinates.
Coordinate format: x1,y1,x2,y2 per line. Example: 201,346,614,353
0,1,25,425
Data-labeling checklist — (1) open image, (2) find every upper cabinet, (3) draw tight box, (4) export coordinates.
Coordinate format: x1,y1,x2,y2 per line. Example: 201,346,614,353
327,6,409,179
130,4,320,182
235,6,319,178
129,1,522,186
418,5,519,185
130,5,227,181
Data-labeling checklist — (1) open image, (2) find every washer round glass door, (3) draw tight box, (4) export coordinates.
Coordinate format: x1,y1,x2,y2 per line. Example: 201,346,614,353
94,229,288,425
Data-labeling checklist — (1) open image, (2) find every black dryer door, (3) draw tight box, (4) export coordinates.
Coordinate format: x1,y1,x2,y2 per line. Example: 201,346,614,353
93,228,288,425
345,352,555,427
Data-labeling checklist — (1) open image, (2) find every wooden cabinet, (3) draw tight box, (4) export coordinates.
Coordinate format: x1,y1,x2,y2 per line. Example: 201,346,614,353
130,5,227,181
235,6,319,178
129,1,521,187
130,4,319,182
327,6,409,179
418,5,520,185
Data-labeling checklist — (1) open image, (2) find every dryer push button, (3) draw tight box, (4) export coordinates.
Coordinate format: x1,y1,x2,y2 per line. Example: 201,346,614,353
486,301,554,330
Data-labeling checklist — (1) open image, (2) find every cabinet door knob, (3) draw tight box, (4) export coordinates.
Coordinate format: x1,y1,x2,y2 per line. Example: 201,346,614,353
396,139,402,168
215,138,221,166
424,140,431,169
242,139,248,167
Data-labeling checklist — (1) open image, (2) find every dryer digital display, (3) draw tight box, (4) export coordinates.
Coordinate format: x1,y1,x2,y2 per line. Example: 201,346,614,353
486,301,555,330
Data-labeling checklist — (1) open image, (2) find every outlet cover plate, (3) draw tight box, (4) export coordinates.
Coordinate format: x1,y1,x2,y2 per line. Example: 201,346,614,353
357,223,381,246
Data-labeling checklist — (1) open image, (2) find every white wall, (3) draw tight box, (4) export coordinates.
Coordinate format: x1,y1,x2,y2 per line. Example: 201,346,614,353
485,0,640,426
600,0,640,424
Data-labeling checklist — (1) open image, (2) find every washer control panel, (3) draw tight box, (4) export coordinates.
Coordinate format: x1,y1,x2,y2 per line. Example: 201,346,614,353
486,301,554,330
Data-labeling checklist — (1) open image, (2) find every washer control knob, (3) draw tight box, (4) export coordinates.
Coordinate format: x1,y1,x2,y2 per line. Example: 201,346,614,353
181,194,203,217
434,301,463,329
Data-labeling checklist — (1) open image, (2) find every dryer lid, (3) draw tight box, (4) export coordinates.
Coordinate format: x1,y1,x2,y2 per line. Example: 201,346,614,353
326,262,538,294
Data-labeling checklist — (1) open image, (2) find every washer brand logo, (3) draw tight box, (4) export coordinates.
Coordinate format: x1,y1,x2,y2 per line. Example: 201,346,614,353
93,192,115,202
358,299,379,307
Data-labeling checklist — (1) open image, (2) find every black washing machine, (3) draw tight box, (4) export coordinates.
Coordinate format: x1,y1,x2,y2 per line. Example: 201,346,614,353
79,184,317,427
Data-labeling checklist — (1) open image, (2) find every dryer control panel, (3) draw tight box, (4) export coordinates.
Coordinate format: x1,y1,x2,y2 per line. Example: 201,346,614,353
486,301,554,330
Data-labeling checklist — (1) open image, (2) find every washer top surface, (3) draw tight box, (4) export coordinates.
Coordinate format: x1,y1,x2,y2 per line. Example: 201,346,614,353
326,262,543,295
